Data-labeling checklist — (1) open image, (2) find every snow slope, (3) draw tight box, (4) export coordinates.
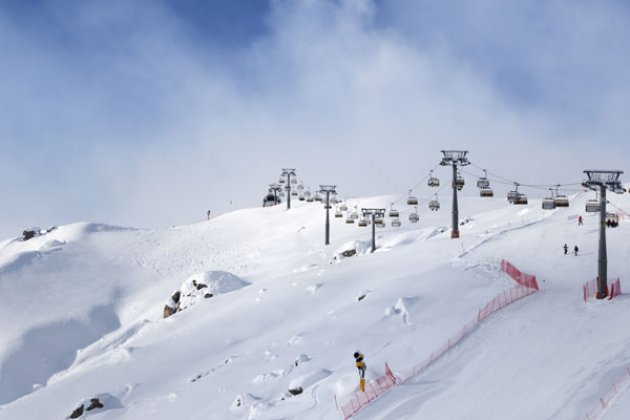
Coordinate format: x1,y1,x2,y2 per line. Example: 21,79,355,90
0,191,629,420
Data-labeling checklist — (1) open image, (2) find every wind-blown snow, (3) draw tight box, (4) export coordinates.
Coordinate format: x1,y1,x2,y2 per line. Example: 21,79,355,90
0,192,629,419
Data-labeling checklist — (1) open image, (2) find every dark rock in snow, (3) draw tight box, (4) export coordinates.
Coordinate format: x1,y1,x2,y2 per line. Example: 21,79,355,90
22,230,37,241
69,404,84,419
341,249,357,258
86,398,104,411
288,386,303,396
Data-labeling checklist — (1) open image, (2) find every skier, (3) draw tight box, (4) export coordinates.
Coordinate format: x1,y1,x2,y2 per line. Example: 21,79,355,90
574,245,579,256
578,215,583,226
354,351,366,392
563,243,568,255
163,291,181,318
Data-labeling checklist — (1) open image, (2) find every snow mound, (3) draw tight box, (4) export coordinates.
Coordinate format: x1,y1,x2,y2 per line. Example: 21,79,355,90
188,271,250,295
384,296,419,325
177,271,250,310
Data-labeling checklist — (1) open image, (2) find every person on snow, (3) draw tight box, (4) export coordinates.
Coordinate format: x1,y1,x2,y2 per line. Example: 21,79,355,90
563,243,568,255
354,351,366,392
578,215,583,226
574,245,579,256
163,291,181,318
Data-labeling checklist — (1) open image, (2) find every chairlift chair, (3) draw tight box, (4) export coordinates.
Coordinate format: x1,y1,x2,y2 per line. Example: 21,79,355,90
297,184,304,191
306,196,314,203
291,178,298,185
553,195,569,207
350,211,359,219
428,170,440,187
358,218,368,227
335,210,343,218
455,173,465,191
409,212,420,223
262,193,276,207
606,213,619,227
480,188,494,197
298,194,305,201
429,195,440,211
388,204,400,218
314,194,322,202
542,197,555,210
585,199,600,213
291,190,298,196
514,193,528,205
477,170,490,189
507,183,520,203
407,190,418,206
340,203,348,212
346,216,355,224
391,218,401,228
279,177,286,184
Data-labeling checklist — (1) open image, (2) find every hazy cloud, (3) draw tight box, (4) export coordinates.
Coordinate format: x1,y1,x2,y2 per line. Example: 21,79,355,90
1,0,629,238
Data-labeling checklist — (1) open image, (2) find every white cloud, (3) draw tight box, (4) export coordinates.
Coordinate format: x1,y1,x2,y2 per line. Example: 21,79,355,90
0,0,628,238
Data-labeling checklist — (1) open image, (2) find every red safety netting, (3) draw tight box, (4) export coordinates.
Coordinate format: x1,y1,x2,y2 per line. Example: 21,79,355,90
338,363,397,419
501,259,539,290
584,367,630,420
399,285,536,384
336,260,540,419
583,278,621,301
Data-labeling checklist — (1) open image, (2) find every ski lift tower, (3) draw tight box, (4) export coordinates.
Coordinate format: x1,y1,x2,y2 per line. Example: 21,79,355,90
269,183,282,205
440,150,470,239
319,185,337,245
280,169,297,209
582,170,625,298
361,208,386,253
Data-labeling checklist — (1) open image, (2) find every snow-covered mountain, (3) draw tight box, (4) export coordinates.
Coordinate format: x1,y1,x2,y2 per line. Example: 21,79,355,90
1,191,630,420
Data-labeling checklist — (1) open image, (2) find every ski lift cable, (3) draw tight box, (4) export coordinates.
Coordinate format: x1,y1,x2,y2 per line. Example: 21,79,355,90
467,162,584,191
606,200,630,217
391,163,442,206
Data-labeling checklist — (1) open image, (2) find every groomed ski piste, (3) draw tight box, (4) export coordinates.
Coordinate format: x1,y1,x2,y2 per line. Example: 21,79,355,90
1,190,630,420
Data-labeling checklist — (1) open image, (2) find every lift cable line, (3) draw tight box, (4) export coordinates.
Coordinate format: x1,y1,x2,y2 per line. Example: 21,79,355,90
467,162,583,190
389,163,442,207
582,170,625,299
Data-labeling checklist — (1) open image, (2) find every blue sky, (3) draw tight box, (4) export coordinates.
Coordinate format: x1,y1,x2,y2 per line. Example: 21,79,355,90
1,0,629,238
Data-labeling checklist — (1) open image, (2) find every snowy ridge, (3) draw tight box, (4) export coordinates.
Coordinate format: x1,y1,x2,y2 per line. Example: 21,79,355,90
1,192,630,419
